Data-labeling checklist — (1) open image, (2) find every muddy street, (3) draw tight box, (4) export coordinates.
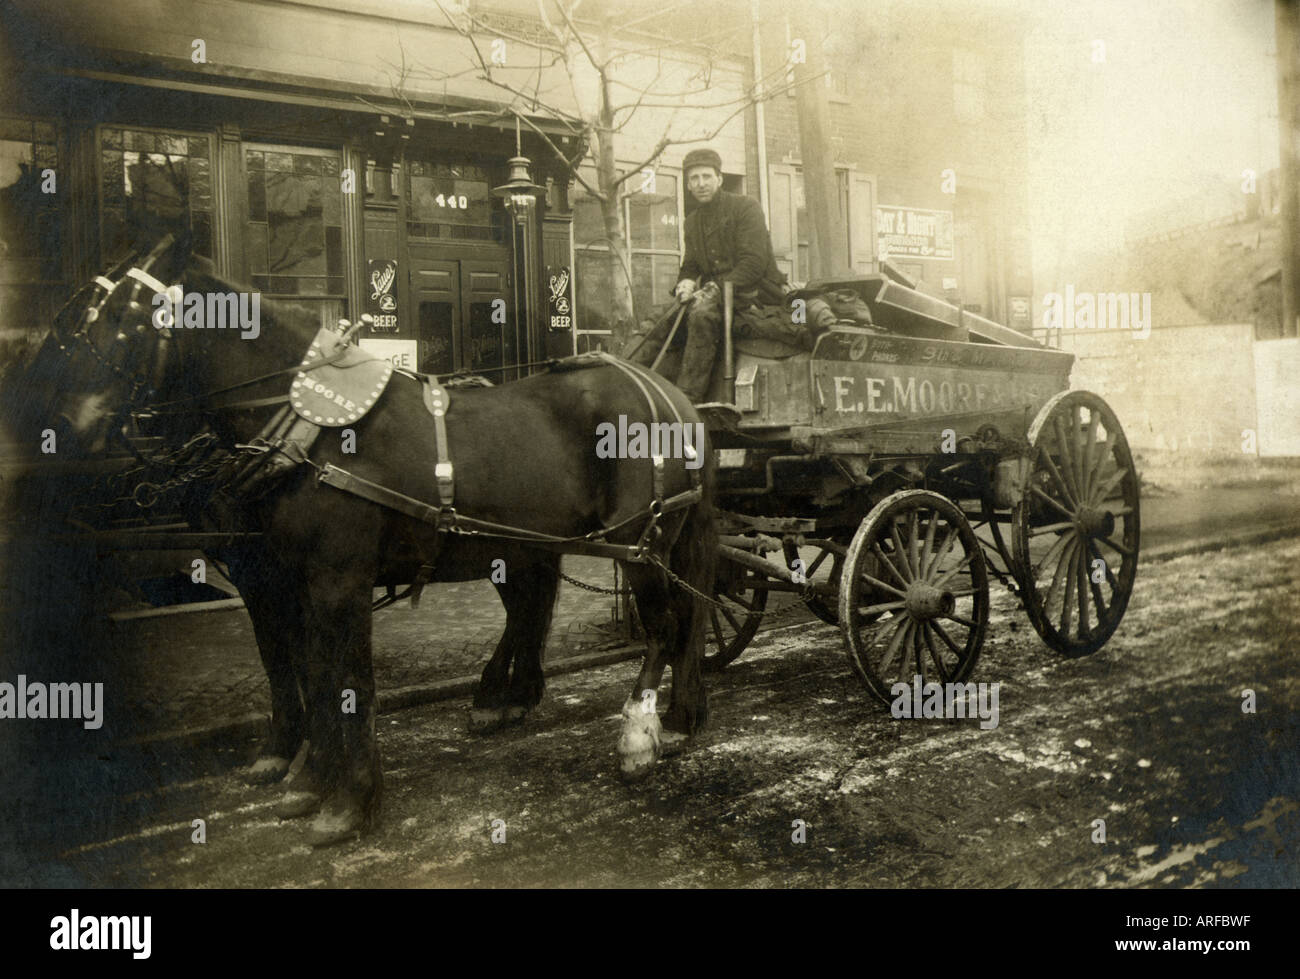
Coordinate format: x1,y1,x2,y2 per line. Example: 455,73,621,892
31,537,1300,887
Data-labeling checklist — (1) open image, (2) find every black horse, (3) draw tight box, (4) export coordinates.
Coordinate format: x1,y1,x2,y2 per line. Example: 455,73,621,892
41,237,717,846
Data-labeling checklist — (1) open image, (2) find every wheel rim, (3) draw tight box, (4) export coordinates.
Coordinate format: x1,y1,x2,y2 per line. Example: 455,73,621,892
1012,391,1140,656
703,573,769,672
782,537,845,626
839,490,989,704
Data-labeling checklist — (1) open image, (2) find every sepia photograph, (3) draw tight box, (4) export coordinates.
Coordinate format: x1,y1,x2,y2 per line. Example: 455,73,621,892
0,0,1294,921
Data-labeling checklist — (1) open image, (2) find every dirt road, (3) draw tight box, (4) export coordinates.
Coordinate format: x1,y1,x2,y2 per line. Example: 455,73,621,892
28,537,1300,887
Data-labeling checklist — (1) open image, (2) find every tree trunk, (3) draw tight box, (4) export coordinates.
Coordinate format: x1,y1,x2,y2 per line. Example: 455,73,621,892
593,11,636,350
792,9,848,281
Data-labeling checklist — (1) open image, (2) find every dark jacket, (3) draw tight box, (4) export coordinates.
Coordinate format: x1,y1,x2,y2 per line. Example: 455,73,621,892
678,190,787,305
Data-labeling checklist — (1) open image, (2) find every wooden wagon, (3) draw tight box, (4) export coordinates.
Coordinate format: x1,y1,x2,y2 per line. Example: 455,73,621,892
702,270,1140,701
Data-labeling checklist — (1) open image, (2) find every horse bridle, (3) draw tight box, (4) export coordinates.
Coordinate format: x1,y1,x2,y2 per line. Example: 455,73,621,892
51,238,353,432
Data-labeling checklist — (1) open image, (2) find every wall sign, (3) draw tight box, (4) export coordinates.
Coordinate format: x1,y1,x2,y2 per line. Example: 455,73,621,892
365,258,399,332
359,338,417,370
547,265,572,332
876,206,954,261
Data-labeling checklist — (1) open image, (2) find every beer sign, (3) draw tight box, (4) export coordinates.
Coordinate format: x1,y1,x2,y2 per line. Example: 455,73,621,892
547,265,572,332
366,258,399,332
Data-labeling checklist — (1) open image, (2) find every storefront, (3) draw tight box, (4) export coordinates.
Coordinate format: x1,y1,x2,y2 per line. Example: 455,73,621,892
0,15,578,378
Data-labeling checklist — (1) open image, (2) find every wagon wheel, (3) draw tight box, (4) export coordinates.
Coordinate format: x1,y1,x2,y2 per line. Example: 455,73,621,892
839,490,989,704
1011,391,1140,657
782,537,846,626
703,569,770,672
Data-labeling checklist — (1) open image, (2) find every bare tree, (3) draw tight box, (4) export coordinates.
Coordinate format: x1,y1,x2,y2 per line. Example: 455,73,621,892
396,0,809,344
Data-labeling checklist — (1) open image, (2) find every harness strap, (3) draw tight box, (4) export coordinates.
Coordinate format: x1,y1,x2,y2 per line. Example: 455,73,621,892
315,461,702,551
421,378,455,509
125,266,173,299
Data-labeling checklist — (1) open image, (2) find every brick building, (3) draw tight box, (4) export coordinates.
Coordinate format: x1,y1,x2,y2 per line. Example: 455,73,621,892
746,0,1035,329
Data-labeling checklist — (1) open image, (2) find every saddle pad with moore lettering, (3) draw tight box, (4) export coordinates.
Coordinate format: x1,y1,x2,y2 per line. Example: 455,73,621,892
290,326,395,426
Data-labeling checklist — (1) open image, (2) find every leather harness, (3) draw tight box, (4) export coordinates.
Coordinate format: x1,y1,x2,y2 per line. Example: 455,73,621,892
60,256,703,605
223,330,701,605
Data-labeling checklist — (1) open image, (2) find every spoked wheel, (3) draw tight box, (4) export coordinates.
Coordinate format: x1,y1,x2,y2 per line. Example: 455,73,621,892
1011,391,1140,657
782,537,846,626
703,565,769,672
839,490,990,704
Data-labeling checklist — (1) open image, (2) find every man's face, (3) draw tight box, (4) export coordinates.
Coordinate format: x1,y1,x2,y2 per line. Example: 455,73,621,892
686,166,722,204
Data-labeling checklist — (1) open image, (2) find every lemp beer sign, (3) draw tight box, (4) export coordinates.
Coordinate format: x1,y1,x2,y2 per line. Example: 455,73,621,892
876,206,954,261
547,266,572,331
366,259,399,332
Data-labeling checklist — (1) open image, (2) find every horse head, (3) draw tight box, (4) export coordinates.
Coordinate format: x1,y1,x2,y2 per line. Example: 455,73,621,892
47,235,194,456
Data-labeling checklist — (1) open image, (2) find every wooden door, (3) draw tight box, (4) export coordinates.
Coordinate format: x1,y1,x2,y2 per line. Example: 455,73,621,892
409,251,459,374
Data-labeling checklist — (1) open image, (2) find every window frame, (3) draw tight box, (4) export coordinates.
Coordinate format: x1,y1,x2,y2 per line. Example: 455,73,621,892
241,140,346,302
0,113,65,285
571,163,684,339
95,122,220,268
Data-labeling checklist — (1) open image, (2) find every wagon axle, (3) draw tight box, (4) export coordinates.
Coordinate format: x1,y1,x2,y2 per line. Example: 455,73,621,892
903,582,956,620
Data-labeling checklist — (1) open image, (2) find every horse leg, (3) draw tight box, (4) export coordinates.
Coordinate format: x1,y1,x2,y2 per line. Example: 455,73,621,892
273,646,340,821
662,510,715,744
303,573,382,847
231,557,308,784
503,556,560,722
470,556,560,734
470,620,514,736
617,563,676,782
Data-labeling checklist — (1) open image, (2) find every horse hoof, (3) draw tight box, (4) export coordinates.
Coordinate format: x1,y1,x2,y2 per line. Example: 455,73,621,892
307,802,372,847
617,696,661,782
245,755,292,785
468,707,508,736
275,789,323,820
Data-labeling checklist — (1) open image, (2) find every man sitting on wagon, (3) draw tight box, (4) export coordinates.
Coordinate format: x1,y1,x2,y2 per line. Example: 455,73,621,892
625,148,812,404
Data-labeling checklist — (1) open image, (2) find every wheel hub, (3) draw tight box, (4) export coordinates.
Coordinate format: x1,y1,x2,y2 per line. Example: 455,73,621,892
904,582,955,620
1075,506,1115,538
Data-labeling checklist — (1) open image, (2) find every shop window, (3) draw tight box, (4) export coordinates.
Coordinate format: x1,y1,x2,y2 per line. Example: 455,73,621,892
573,167,681,335
100,126,213,261
245,144,345,328
0,116,61,280
0,115,64,362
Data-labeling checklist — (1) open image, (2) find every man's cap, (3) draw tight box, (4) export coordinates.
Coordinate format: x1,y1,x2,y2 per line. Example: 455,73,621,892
682,148,723,175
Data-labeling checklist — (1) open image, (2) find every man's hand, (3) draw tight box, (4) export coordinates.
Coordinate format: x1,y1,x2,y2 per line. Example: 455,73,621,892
694,280,720,303
674,278,697,304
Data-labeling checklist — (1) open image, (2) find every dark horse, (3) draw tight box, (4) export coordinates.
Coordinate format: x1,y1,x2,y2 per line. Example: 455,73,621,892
42,237,716,846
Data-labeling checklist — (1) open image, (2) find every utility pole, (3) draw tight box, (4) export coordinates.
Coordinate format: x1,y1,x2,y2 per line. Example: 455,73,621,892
1277,0,1299,337
791,4,848,280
